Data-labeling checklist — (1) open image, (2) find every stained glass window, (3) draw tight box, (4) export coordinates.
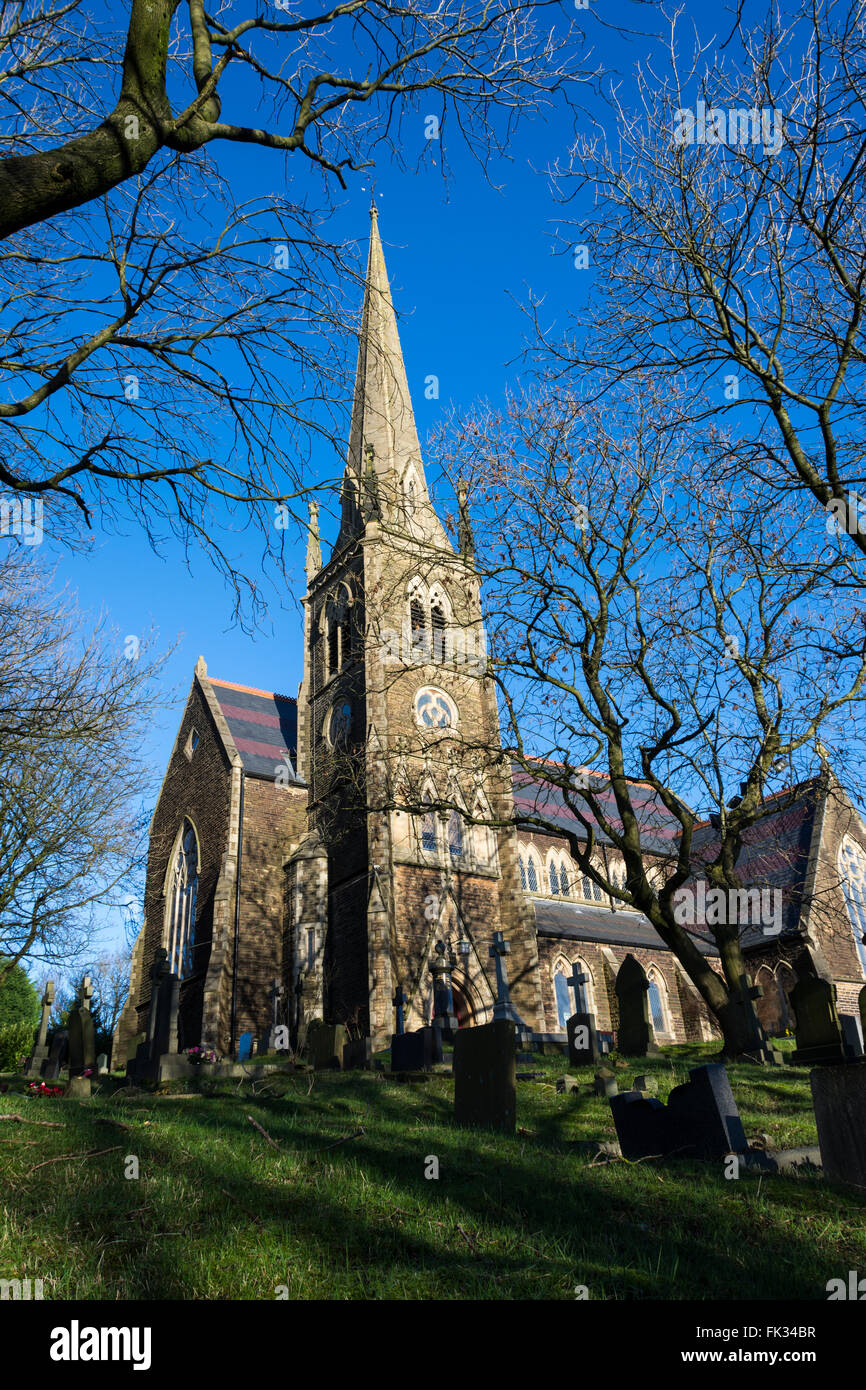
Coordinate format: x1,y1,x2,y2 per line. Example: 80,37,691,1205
415,688,455,728
840,839,866,976
167,821,198,980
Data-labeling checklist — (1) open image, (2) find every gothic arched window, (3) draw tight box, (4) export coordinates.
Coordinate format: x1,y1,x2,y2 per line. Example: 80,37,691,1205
519,853,527,890
581,874,592,900
559,857,572,896
548,858,561,896
431,599,447,662
527,853,540,893
647,969,670,1037
839,838,866,976
420,793,437,854
166,820,199,979
410,598,427,658
554,968,571,1029
448,811,464,862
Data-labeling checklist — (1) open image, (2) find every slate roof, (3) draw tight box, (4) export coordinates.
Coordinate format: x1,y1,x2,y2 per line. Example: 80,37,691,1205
688,779,822,946
208,678,303,783
532,897,718,956
512,763,684,856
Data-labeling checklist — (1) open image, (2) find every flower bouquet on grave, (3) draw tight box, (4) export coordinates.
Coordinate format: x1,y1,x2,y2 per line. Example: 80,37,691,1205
185,1046,217,1067
27,1081,63,1097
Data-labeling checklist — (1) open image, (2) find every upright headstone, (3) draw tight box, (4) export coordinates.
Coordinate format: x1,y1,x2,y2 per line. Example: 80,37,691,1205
306,1019,347,1070
430,941,458,1037
265,978,285,1051
67,1004,96,1079
790,973,846,1066
96,1053,109,1076
342,1037,373,1070
24,980,55,1076
489,933,530,1039
237,1032,254,1063
393,987,407,1037
614,955,660,1057
811,1064,866,1190
840,1014,864,1060
391,1027,441,1072
41,1029,68,1080
566,1013,600,1067
453,1020,516,1134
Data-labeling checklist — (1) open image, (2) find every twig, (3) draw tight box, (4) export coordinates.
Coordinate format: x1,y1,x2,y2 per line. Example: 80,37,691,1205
456,1224,480,1255
220,1187,263,1227
314,1127,365,1151
246,1114,279,1149
0,1113,65,1127
28,1145,122,1173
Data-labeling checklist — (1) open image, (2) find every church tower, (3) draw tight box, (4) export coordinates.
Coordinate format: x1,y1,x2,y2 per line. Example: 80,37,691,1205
297,208,543,1048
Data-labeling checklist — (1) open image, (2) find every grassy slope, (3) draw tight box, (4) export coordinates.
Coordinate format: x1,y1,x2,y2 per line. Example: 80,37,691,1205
1,1045,864,1301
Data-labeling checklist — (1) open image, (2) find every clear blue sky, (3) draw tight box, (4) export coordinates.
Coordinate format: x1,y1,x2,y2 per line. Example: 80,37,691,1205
31,1,792,953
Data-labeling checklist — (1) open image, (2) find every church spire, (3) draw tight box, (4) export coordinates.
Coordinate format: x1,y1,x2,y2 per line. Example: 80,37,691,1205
305,499,322,580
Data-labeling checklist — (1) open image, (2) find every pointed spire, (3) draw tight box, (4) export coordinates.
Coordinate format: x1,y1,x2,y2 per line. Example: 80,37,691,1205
305,499,322,581
457,479,476,564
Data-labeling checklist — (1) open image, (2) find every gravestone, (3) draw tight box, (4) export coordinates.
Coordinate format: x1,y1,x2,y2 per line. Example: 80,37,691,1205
634,1074,658,1095
125,1032,145,1065
264,978,286,1051
730,973,783,1064
127,950,188,1081
453,1019,516,1134
597,1031,614,1055
556,1075,582,1095
24,980,54,1076
65,1075,91,1100
810,1064,866,1190
609,1063,747,1161
614,955,660,1057
841,1014,864,1060
391,1027,441,1073
566,1012,600,1067
790,973,846,1065
237,1032,253,1063
306,1020,347,1070
489,933,531,1040
96,1053,109,1076
67,984,96,1079
41,1029,68,1080
342,1037,373,1070
393,987,407,1036
430,941,458,1038
593,1067,618,1098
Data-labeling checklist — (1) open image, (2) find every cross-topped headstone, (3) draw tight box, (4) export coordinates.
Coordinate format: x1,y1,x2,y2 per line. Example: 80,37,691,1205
393,987,406,1036
489,932,530,1037
80,976,93,1013
730,973,765,1052
24,980,55,1075
567,965,589,1010
269,978,284,1028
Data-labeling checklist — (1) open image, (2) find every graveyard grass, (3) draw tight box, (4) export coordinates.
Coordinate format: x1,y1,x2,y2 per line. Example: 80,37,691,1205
1,1044,864,1300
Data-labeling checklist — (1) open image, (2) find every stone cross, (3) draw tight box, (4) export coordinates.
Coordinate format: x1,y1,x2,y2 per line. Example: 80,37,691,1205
430,942,458,1034
269,978,284,1028
567,965,589,1010
80,976,93,1013
393,987,406,1036
489,932,512,1005
36,981,54,1048
731,973,765,1052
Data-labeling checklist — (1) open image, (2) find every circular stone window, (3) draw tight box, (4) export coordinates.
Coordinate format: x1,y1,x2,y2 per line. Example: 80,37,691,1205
414,687,456,729
327,700,353,747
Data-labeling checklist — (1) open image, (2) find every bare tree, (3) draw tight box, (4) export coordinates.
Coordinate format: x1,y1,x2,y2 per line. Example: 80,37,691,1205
430,375,866,1055
0,548,169,987
536,1,866,559
0,0,590,619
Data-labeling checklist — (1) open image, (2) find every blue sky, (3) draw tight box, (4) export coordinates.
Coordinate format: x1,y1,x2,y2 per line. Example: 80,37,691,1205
26,1,799,955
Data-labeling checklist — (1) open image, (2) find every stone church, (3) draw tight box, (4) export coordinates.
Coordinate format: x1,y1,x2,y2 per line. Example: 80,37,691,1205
115,212,866,1063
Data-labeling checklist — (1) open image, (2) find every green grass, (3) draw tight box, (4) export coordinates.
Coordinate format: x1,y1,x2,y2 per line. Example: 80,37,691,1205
0,1045,863,1300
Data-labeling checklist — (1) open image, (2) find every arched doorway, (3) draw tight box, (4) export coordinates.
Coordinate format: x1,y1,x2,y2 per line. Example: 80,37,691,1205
451,980,472,1027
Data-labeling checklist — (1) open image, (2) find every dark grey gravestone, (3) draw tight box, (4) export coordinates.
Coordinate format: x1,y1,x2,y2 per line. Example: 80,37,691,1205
566,1012,600,1067
67,1006,96,1078
489,933,531,1040
841,1014,864,1060
614,954,660,1057
237,1032,253,1062
41,1029,68,1080
125,1031,145,1065
453,1020,516,1134
152,971,180,1059
342,1037,373,1070
790,974,846,1065
390,1027,441,1073
666,1064,748,1159
609,1092,669,1159
306,1020,347,1070
594,1067,618,1098
810,1064,866,1189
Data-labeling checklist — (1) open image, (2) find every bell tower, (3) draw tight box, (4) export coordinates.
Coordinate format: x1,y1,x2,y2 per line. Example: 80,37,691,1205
298,208,543,1047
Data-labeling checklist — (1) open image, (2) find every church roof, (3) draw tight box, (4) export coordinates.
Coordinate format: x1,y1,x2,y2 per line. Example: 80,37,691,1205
208,678,302,783
532,898,718,956
512,764,684,856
